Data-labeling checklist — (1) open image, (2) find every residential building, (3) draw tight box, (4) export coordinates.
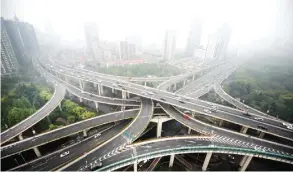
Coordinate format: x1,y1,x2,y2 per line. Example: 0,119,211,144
119,41,136,60
163,30,176,61
185,19,202,57
84,22,100,60
205,32,219,60
214,23,232,60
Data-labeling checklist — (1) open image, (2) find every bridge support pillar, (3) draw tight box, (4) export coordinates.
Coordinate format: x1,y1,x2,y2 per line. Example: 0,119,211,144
79,79,83,90
112,88,114,93
239,155,248,167
95,102,99,110
157,119,163,138
79,97,83,103
18,134,24,141
239,155,253,171
184,80,187,86
59,103,62,111
240,126,248,134
98,84,101,95
33,147,42,157
94,83,97,88
192,75,195,80
169,154,175,168
202,152,212,171
83,130,87,137
122,91,127,99
100,85,104,95
133,160,138,172
144,82,147,86
187,112,195,134
151,116,172,138
259,132,265,138
219,120,224,127
121,106,125,111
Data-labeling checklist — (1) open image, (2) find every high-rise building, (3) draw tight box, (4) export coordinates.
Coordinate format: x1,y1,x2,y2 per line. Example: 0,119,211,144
205,32,219,60
1,17,39,76
119,41,136,60
214,23,232,60
185,19,202,57
1,18,19,75
163,30,176,61
84,23,100,60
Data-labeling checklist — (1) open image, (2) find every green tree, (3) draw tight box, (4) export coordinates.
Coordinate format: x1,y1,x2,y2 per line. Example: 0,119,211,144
81,111,96,120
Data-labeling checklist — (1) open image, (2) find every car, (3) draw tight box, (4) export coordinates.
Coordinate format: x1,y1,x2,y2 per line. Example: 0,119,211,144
94,133,101,138
210,108,217,112
204,109,211,113
160,98,166,101
90,160,102,170
253,117,264,121
179,100,185,104
183,114,191,120
257,125,268,130
60,151,70,157
141,92,147,95
112,83,117,87
184,110,191,114
243,112,251,117
147,91,154,95
211,105,218,109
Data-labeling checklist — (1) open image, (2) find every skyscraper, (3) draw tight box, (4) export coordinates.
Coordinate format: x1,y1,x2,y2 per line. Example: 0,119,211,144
84,23,100,60
185,19,202,57
119,41,136,60
214,23,232,60
205,32,219,60
1,18,19,75
1,17,39,76
163,30,176,61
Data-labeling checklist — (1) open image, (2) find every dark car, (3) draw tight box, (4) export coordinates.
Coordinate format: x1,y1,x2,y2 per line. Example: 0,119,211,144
179,100,185,104
257,125,268,130
160,98,166,101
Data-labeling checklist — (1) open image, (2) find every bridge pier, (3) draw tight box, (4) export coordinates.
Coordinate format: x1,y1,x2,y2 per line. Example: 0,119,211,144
112,88,114,93
169,154,175,168
100,85,104,95
240,126,248,134
79,79,84,90
192,75,195,80
83,130,87,137
239,155,253,171
202,152,212,171
144,82,147,86
259,132,265,138
33,147,42,157
59,103,62,111
79,97,83,103
95,102,99,111
151,116,172,138
18,133,24,141
183,80,187,86
219,120,224,127
94,83,97,88
188,112,195,134
133,160,138,172
98,84,101,95
122,91,127,99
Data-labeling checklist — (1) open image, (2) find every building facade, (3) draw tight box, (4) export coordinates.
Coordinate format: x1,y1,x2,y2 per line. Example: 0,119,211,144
214,23,232,60
84,22,100,60
185,19,202,57
119,41,136,60
163,30,176,61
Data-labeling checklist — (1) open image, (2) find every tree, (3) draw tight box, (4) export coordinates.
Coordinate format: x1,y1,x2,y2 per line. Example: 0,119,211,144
62,100,78,113
72,106,86,119
81,111,96,120
67,115,76,124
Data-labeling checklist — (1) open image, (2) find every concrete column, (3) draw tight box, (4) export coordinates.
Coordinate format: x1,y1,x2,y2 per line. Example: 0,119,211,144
259,132,265,138
184,80,187,86
121,106,125,111
134,161,138,172
33,147,42,157
239,155,248,167
59,103,62,111
112,88,114,93
188,127,192,134
219,120,224,127
95,102,99,109
79,79,83,90
18,134,24,141
127,92,130,98
94,83,97,88
239,155,253,171
157,118,163,138
99,85,104,95
122,91,127,99
192,75,195,80
202,152,212,171
169,154,175,168
144,82,147,86
240,126,248,134
98,85,101,95
83,130,87,137
79,97,83,103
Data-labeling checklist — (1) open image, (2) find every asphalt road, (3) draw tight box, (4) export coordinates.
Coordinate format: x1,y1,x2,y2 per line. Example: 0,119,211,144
59,98,153,171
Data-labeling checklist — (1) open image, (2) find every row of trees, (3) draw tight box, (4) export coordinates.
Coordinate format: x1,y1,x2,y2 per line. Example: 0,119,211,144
96,63,182,77
1,82,53,131
223,55,293,122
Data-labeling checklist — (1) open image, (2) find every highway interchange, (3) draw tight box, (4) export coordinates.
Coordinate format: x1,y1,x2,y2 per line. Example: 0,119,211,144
1,51,293,171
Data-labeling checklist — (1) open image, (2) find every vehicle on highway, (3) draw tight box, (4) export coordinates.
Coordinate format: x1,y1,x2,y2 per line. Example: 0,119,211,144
121,87,127,90
178,100,185,104
60,151,70,157
210,108,217,112
148,91,154,95
257,125,268,131
204,109,211,113
212,105,218,109
183,114,191,120
160,98,166,101
90,160,102,170
253,117,264,121
243,112,251,117
141,92,147,95
184,110,191,114
94,133,101,138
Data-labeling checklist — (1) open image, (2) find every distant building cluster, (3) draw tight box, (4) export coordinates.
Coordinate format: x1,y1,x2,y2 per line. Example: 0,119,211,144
1,16,39,76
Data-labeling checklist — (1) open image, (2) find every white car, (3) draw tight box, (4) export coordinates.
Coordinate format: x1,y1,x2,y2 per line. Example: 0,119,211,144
60,151,70,157
253,117,264,121
204,109,211,113
94,133,101,138
148,92,154,95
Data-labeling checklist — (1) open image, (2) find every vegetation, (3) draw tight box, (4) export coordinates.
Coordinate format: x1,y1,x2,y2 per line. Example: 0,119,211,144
200,90,236,108
95,63,182,77
1,80,53,131
223,55,293,122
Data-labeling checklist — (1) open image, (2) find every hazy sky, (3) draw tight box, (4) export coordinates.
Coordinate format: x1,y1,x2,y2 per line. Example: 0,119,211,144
2,0,279,48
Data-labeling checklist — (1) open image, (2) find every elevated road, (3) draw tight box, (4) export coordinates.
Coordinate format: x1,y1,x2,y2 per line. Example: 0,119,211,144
1,109,138,158
59,98,153,171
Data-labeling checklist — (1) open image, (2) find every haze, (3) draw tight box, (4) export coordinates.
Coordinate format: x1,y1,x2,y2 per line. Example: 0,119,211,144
1,0,284,48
